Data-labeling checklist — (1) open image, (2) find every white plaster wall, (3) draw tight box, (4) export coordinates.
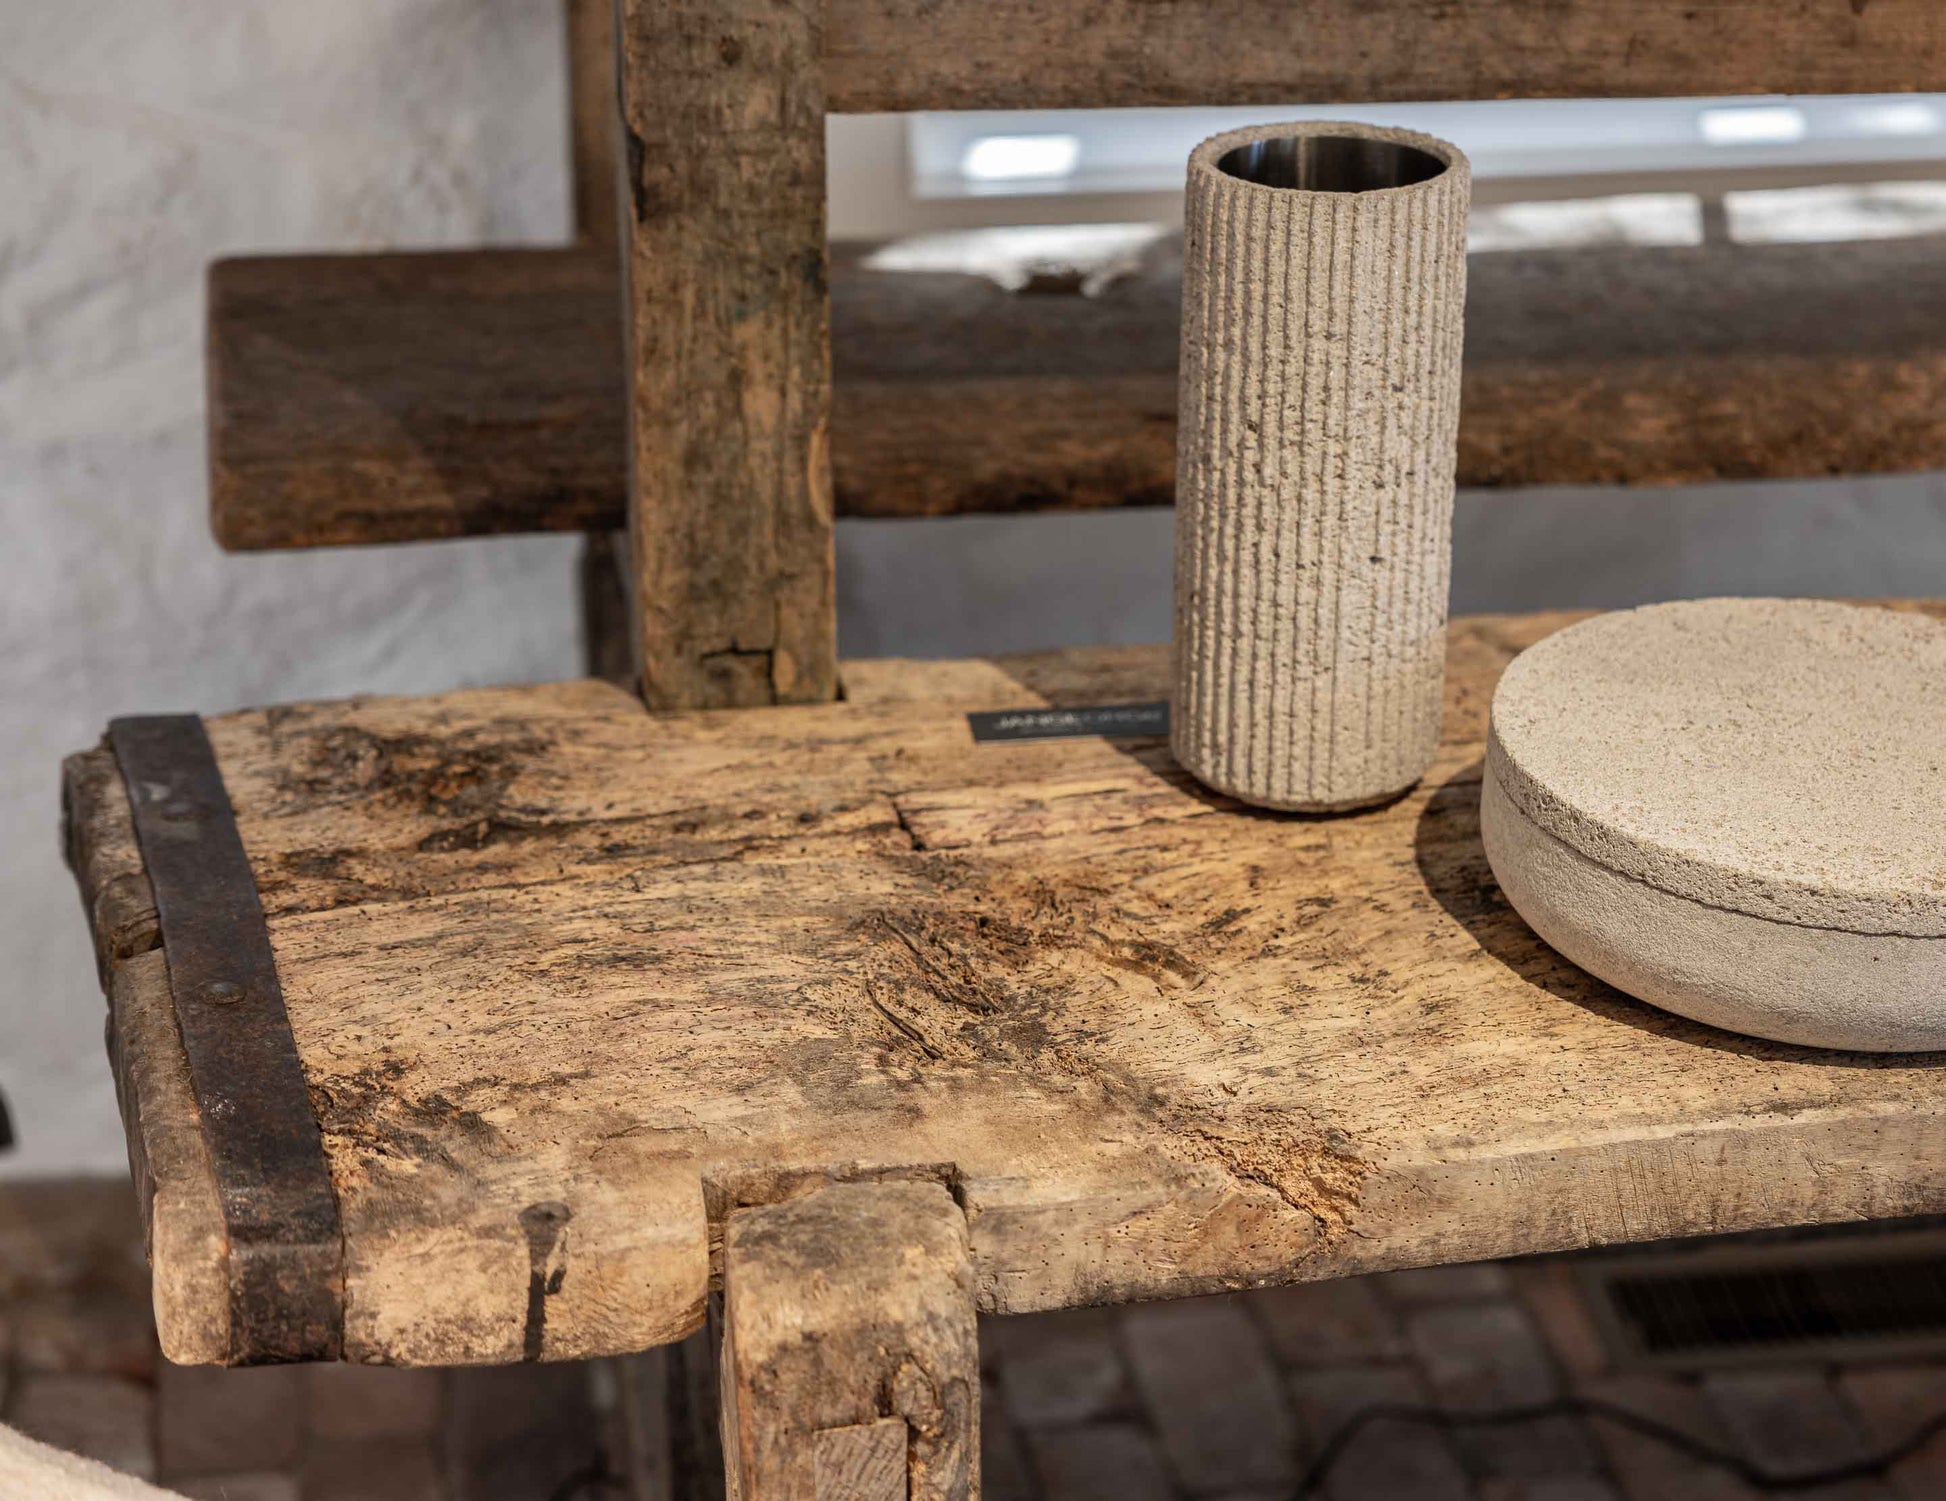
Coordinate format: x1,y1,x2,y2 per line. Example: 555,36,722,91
1,2,585,1176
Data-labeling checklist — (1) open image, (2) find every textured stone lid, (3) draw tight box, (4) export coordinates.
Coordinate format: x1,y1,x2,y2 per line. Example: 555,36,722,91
1487,599,1946,938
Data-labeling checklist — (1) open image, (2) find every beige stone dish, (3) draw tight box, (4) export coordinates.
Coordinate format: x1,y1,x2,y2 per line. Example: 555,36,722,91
1482,598,1946,1052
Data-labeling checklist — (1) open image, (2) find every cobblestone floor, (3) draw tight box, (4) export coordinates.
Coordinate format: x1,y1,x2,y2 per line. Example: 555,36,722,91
3,1179,1943,1500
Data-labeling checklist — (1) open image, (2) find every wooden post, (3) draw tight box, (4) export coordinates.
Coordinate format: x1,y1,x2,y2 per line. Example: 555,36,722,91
720,1183,979,1501
616,0,838,710
565,0,632,685
567,0,620,250
580,530,635,688
614,1322,728,1501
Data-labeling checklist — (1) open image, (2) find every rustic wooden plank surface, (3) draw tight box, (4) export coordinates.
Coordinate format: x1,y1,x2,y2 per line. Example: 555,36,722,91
64,607,1946,1366
722,1184,976,1501
617,0,836,709
821,0,1946,112
208,233,1946,548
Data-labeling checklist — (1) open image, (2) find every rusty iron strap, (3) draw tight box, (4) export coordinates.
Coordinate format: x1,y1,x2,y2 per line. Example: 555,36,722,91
110,715,343,1364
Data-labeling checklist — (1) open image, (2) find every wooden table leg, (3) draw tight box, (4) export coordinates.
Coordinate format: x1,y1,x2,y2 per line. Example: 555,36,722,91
720,1183,979,1501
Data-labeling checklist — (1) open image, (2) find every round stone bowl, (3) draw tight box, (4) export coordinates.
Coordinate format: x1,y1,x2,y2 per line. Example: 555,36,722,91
1482,598,1946,1052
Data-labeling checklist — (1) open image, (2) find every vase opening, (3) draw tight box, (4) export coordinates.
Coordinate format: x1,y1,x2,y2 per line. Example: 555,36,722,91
1216,135,1446,193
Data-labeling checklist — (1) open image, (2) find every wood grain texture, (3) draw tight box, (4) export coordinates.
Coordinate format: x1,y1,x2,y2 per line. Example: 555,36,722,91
207,251,625,550
62,747,159,982
63,748,231,1363
61,606,1946,1366
722,1184,976,1501
61,752,233,1365
567,0,619,251
813,1421,907,1501
820,0,1946,112
618,0,836,709
208,233,1946,549
110,950,231,1366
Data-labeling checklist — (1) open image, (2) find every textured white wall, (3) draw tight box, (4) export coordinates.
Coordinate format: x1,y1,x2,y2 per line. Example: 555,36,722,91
1,3,584,1175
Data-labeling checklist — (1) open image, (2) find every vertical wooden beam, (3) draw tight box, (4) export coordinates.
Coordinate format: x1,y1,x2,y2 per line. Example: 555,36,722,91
567,0,620,250
580,530,636,688
613,1321,728,1501
567,0,630,684
616,0,838,709
720,1183,979,1501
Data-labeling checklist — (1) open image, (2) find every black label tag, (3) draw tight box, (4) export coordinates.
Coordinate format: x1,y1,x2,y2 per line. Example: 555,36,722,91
967,701,1170,743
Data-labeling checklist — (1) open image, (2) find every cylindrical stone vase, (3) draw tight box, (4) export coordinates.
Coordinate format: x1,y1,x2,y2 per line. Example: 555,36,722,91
1172,121,1470,811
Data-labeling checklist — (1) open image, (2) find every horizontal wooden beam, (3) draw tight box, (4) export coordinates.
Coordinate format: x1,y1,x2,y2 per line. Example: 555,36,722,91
819,0,1945,112
209,251,624,549
210,232,1946,550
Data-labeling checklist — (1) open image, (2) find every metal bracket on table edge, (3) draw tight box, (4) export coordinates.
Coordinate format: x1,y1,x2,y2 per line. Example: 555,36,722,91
109,715,343,1363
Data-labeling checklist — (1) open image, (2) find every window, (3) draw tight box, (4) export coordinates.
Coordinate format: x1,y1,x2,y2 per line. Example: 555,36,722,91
829,96,1946,252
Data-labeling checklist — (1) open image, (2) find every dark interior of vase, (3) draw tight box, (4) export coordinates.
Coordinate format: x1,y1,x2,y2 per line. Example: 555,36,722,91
1217,134,1446,192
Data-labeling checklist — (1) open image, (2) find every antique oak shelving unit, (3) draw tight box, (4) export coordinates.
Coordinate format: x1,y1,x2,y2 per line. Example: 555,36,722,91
62,3,1946,1499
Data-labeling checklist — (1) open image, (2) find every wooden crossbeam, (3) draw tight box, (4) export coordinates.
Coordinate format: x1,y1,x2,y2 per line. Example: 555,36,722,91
820,0,1946,112
209,232,1946,550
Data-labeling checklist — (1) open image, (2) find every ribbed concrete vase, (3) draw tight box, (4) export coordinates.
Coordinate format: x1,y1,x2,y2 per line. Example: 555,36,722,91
1172,122,1470,810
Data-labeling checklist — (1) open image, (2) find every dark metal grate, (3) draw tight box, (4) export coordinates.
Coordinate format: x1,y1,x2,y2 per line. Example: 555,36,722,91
1581,1226,1946,1370
1611,1259,1946,1356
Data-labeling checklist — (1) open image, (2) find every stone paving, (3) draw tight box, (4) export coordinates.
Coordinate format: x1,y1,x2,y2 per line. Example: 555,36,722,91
3,1179,1944,1500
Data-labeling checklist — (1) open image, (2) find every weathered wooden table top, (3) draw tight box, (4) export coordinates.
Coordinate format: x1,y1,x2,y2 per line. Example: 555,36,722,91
65,607,1946,1367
